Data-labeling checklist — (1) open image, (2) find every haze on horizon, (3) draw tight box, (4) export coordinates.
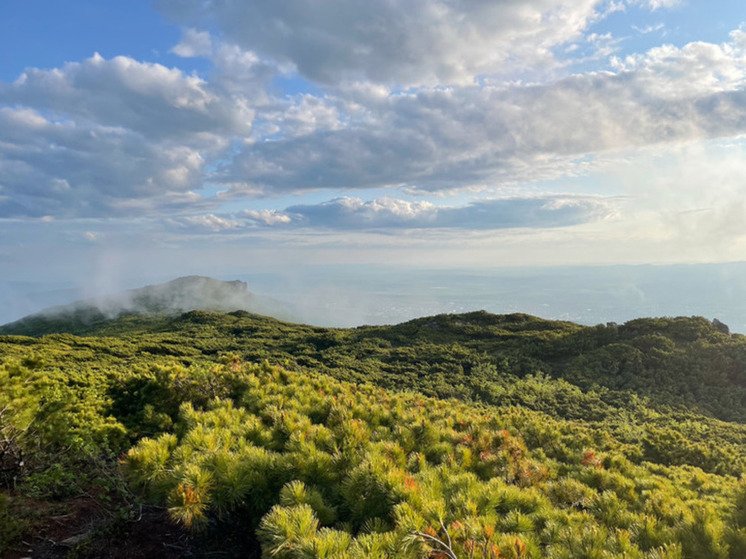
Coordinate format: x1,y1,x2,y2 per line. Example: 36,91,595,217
3,0,746,323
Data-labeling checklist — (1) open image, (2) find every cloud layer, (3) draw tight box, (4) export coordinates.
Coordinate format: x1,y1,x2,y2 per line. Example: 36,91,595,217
156,0,604,86
167,195,614,233
224,61,746,196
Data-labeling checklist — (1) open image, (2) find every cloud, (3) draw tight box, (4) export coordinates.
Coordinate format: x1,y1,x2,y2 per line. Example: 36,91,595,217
3,8,746,227
176,213,242,232
0,106,210,217
170,29,281,104
155,0,605,86
167,195,614,234
0,53,257,218
637,0,680,10
1,53,252,139
222,43,746,196
287,195,614,230
170,28,212,58
240,209,293,225
285,197,438,229
611,36,746,99
632,23,665,35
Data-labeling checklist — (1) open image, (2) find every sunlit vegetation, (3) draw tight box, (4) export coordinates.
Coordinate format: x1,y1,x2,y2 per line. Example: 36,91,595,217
1,309,746,556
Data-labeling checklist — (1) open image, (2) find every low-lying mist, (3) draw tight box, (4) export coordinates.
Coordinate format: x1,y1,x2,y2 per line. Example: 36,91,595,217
3,262,746,333
0,276,296,327
228,262,746,333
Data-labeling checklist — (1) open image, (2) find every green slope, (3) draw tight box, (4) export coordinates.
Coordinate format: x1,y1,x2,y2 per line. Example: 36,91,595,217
2,308,746,556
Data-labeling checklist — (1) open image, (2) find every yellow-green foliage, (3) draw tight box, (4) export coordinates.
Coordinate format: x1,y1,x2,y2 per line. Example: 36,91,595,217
122,361,743,558
0,351,127,498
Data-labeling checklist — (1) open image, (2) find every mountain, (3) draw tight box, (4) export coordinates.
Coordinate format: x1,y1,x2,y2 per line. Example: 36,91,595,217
0,275,298,336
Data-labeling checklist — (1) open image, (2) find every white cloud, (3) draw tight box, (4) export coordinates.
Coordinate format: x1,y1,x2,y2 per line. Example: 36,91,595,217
176,213,242,232
170,28,212,58
611,39,746,99
1,54,253,139
9,0,746,294
240,209,292,225
284,195,613,230
3,3,746,241
286,197,438,228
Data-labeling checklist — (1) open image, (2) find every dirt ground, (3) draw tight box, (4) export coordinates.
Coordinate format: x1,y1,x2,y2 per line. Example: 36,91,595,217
2,494,258,558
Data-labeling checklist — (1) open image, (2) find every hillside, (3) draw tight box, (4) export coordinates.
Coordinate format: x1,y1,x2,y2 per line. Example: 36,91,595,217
2,301,746,556
7,306,744,424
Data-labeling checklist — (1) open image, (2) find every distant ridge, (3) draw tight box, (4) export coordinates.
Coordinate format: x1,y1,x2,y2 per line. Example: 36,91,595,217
0,276,297,336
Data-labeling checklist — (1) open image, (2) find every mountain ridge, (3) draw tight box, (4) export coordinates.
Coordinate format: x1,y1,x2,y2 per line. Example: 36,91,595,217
3,275,744,426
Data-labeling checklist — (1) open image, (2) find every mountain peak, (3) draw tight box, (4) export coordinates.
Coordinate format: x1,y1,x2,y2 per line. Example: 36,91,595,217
0,276,294,336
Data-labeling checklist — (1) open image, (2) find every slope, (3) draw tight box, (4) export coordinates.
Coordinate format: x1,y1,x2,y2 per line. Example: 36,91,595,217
2,333,746,557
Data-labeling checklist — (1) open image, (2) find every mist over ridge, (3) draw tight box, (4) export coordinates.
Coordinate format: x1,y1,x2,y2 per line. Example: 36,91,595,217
0,275,297,334
4,261,746,334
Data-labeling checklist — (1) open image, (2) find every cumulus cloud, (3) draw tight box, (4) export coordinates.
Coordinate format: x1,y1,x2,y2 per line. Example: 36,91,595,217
0,53,252,139
170,30,281,104
611,35,746,99
286,197,438,229
223,59,746,195
167,209,294,232
0,53,256,218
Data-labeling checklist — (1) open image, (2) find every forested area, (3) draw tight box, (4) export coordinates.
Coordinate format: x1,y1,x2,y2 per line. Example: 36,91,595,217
2,310,746,556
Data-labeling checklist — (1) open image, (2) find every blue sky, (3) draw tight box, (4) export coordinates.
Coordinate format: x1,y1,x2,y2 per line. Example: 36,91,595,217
3,0,746,311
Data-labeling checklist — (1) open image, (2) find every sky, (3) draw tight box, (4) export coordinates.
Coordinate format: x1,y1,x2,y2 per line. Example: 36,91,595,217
3,0,746,322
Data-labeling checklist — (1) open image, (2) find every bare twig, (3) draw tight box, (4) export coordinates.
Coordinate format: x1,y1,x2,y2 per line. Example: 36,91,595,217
440,518,452,550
